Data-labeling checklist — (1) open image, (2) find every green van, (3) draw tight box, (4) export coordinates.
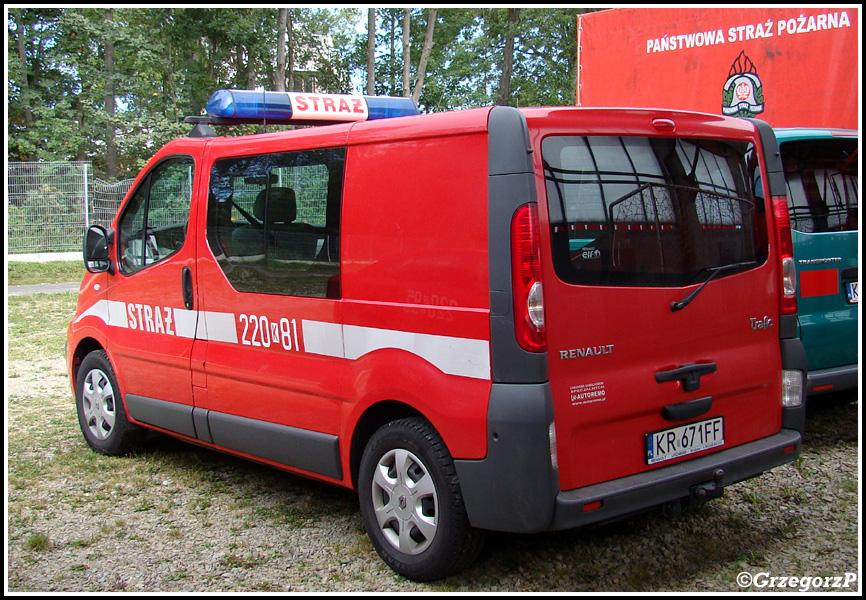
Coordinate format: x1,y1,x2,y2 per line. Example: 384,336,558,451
776,128,859,397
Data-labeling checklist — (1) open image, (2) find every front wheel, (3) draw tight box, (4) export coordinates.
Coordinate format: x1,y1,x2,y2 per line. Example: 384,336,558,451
75,350,141,456
358,417,484,581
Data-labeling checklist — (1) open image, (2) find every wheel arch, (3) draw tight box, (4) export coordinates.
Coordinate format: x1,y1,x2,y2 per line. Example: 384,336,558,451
69,336,107,389
348,400,428,489
342,350,492,489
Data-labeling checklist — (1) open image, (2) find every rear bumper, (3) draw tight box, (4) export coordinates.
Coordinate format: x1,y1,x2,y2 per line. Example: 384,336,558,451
455,382,804,534
548,427,801,531
806,364,858,396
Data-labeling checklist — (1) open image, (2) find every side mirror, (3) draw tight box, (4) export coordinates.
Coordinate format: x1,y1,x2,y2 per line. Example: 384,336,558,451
84,225,114,274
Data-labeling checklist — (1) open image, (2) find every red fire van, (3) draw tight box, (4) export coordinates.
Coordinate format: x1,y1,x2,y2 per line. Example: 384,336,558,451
68,91,806,581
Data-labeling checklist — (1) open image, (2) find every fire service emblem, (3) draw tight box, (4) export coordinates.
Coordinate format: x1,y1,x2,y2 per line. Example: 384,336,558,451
722,51,765,118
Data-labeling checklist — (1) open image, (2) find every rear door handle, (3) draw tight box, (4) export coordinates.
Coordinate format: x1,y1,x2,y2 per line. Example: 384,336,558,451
182,267,194,310
655,362,717,392
662,396,713,421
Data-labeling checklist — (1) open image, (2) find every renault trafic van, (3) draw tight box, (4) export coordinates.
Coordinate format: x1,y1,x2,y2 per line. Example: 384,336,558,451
68,91,807,581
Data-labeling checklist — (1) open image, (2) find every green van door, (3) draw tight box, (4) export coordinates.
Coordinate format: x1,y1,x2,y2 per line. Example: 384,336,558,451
776,129,858,396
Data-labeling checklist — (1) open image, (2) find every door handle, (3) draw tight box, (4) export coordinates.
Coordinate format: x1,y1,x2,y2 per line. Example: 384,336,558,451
182,267,194,310
655,362,717,392
662,396,713,421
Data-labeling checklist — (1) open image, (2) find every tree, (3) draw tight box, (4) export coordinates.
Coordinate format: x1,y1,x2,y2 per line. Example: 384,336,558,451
7,8,68,161
401,9,411,97
511,8,586,107
497,8,520,106
286,8,357,94
366,8,375,95
103,9,118,178
9,8,35,127
356,8,453,107
8,8,602,174
411,9,437,103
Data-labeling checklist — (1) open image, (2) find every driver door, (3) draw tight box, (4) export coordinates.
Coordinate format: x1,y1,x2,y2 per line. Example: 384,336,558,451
106,152,202,437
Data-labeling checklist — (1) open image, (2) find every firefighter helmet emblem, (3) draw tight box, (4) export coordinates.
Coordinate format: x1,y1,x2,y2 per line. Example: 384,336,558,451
722,51,765,118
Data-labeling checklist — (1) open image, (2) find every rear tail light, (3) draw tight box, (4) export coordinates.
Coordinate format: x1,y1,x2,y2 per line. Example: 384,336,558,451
781,369,804,407
772,195,798,315
511,203,546,353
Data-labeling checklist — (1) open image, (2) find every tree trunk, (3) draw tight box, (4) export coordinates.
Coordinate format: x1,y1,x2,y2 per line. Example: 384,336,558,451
401,9,411,97
366,9,376,95
275,8,288,91
75,96,87,161
497,8,520,106
287,11,295,90
104,10,118,180
12,11,34,126
166,36,178,124
411,8,437,104
388,11,395,95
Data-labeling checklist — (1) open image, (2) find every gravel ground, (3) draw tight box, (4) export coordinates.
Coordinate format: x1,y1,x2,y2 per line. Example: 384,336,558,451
5,293,861,592
7,365,860,593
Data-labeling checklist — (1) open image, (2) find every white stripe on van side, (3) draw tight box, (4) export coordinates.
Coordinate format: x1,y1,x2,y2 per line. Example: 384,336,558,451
72,299,225,341
301,320,345,358
173,308,198,339
74,299,128,328
201,310,238,344
303,320,491,381
73,300,490,381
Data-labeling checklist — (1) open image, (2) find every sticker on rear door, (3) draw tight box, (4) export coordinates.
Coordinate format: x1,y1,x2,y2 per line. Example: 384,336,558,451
570,381,607,407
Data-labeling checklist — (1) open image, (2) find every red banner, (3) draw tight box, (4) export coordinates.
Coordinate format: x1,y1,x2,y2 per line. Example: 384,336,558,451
577,7,859,129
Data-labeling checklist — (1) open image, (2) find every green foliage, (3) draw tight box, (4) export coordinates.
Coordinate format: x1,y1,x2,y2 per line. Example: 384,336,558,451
512,8,584,107
8,7,602,177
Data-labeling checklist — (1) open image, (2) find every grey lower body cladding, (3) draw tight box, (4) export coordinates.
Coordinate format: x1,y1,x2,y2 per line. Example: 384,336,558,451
125,394,342,480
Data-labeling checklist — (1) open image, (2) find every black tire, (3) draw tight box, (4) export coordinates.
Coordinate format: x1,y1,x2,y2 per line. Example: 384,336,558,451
358,417,485,581
75,350,141,456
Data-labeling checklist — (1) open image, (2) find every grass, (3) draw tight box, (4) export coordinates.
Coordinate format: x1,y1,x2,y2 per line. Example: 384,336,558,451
7,260,85,286
25,533,51,552
6,282,367,589
6,286,860,592
6,292,78,360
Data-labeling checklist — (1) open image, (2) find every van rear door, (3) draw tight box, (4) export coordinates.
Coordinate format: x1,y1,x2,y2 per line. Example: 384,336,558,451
778,133,858,387
531,110,784,491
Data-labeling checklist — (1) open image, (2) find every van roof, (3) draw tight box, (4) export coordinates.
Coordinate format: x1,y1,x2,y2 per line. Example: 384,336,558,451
183,104,769,149
773,127,858,141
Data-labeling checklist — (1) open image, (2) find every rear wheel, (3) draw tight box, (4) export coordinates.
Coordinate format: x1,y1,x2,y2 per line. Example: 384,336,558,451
75,350,141,455
358,417,484,581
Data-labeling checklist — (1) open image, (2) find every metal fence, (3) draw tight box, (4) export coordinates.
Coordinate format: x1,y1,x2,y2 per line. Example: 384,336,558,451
7,162,134,254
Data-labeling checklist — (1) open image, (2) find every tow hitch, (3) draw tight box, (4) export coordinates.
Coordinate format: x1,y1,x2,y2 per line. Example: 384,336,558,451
691,468,726,501
662,468,727,520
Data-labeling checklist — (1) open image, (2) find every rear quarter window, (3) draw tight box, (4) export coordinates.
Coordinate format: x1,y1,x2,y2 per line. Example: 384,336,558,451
780,138,858,233
543,135,768,287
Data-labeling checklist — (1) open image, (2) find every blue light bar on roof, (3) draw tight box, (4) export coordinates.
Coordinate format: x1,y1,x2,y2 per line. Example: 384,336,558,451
206,89,418,124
